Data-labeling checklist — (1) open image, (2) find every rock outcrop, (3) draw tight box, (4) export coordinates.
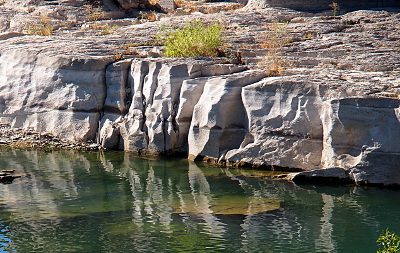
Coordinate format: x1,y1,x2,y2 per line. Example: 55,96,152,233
244,0,400,12
0,2,399,186
0,46,114,141
99,58,260,156
223,72,400,185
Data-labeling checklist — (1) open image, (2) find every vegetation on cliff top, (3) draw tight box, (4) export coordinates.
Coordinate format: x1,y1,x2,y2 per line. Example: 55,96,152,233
158,21,224,57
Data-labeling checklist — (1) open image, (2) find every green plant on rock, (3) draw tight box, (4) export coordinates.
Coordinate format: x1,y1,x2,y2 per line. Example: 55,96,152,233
158,21,224,57
377,228,400,253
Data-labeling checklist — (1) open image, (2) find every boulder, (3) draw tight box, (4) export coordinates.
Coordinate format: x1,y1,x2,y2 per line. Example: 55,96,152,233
116,0,141,9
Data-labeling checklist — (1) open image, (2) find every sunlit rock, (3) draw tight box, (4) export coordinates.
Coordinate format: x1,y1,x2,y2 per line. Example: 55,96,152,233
224,76,326,170
0,48,113,142
187,70,266,161
321,97,400,185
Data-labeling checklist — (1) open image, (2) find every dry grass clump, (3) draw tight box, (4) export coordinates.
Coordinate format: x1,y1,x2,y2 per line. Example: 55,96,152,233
138,11,158,22
260,20,292,76
99,24,119,35
329,2,340,16
80,22,119,35
263,53,286,77
261,21,291,50
174,0,196,9
84,5,107,21
148,0,159,5
24,14,53,36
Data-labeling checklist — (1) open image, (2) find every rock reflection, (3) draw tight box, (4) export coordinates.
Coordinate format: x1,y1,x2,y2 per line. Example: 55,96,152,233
0,150,398,252
0,220,14,253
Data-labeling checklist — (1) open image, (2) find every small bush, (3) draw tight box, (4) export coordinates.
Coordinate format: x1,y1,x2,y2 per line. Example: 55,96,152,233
377,228,400,253
158,21,224,57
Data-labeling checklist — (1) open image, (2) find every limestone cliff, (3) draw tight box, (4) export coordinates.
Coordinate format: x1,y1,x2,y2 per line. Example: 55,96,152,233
0,5,399,186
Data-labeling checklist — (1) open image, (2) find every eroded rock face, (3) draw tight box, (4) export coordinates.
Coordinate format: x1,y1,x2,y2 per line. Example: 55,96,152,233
319,97,400,185
99,58,260,156
0,5,400,186
224,77,327,170
0,47,399,186
187,70,266,160
223,71,400,185
0,47,114,141
96,58,400,187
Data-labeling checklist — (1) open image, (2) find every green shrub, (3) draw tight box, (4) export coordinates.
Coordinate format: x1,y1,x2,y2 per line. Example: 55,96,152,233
158,21,224,57
377,228,400,253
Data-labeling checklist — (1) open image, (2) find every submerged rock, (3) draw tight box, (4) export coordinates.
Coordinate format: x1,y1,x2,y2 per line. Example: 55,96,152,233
171,195,281,215
0,169,21,184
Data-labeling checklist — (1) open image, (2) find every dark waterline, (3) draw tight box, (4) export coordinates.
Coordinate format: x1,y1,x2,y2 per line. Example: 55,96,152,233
0,149,398,252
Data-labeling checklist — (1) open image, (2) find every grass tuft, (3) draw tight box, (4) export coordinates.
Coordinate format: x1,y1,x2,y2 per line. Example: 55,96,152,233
99,24,119,35
24,14,53,36
85,5,106,22
260,20,292,76
138,11,158,22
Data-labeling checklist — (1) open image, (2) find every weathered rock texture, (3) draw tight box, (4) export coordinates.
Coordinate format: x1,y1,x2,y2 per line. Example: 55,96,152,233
244,0,400,12
0,2,400,186
222,71,400,185
0,46,114,141
99,58,260,156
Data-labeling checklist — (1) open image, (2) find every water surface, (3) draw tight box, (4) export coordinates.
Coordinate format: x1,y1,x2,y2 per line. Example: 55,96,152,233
0,150,398,252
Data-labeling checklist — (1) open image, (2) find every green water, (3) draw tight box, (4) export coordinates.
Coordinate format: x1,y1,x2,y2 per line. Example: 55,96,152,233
0,150,398,252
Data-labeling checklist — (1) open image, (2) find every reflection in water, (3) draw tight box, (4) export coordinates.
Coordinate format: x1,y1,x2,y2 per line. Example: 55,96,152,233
316,194,335,252
0,150,398,252
0,220,15,253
